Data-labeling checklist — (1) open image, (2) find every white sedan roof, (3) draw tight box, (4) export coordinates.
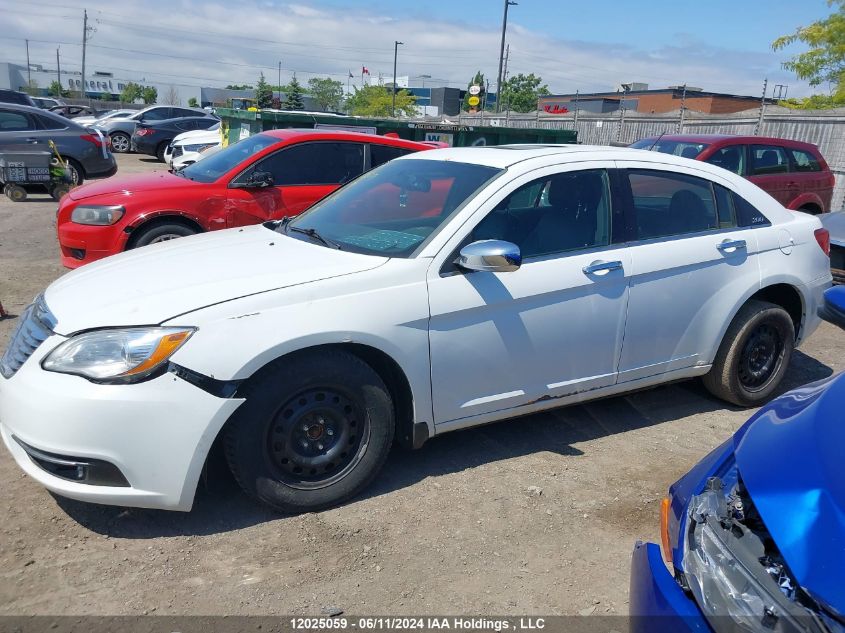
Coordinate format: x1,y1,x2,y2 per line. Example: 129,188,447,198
402,144,716,172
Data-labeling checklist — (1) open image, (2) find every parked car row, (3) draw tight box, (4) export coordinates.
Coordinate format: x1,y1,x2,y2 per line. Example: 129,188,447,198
0,102,116,185
92,105,216,154
132,115,219,161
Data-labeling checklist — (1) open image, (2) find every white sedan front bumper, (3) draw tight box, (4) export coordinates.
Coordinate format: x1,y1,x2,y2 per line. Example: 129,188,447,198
0,334,244,511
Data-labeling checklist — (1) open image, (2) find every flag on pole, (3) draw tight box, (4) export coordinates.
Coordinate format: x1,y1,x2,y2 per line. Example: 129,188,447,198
362,66,370,75
349,70,354,78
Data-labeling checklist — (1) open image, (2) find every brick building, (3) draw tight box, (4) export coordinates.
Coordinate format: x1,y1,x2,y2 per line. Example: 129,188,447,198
538,85,770,115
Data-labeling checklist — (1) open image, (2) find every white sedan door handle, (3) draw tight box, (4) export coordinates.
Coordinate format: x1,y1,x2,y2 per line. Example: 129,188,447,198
583,260,623,275
717,239,747,252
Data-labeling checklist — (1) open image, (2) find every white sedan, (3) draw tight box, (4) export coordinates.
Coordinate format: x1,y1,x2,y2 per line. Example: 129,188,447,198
0,146,832,513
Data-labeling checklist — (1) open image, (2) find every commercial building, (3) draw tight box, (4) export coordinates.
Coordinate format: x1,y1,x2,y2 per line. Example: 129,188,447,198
0,62,201,106
538,83,770,115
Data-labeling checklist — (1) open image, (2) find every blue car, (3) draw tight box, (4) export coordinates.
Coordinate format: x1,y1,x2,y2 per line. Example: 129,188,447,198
630,286,845,633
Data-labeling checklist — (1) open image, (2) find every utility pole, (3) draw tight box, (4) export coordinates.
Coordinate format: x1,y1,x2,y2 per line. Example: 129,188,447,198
502,44,510,118
25,39,31,87
677,83,687,133
56,48,61,94
495,0,517,113
392,40,403,117
573,89,580,128
755,78,768,136
81,8,93,100
277,60,282,103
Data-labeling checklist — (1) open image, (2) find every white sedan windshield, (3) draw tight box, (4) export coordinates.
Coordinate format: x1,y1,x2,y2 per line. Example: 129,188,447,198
285,158,502,257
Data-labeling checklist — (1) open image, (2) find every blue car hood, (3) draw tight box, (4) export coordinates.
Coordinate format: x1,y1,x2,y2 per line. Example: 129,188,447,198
734,373,845,614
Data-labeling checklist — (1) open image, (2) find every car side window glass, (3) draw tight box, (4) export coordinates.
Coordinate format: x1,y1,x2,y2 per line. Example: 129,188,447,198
704,145,744,175
713,185,737,228
197,119,217,130
628,170,719,240
790,148,822,172
0,109,35,131
471,169,612,259
257,142,366,186
369,145,413,169
733,192,771,227
143,108,168,121
750,145,789,175
176,120,197,131
37,114,67,130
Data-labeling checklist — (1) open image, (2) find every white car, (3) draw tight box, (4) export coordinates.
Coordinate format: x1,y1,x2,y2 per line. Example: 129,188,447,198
164,123,221,168
0,146,832,513
73,109,137,127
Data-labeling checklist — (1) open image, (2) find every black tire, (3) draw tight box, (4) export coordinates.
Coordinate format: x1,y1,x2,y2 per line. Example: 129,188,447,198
110,132,131,153
64,158,84,186
50,183,71,201
155,142,169,162
4,184,26,202
224,349,395,513
799,205,821,215
703,300,795,406
128,222,198,248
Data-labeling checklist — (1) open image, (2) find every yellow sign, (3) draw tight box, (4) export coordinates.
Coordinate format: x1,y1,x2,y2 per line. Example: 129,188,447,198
467,95,480,107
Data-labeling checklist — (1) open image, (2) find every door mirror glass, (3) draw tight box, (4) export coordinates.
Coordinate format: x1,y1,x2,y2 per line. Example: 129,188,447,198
457,240,521,273
820,287,845,329
244,170,274,188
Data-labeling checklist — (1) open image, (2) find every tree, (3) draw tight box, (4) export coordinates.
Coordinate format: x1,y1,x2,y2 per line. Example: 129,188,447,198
162,85,180,106
497,73,549,112
188,97,199,108
282,76,305,110
346,84,417,117
499,73,549,113
773,1,845,108
461,71,487,112
141,86,158,104
308,77,344,111
48,80,68,98
120,82,143,103
225,84,253,90
255,72,273,109
99,91,112,101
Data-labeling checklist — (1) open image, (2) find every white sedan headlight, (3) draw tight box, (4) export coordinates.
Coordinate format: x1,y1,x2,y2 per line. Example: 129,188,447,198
71,205,125,225
42,327,194,383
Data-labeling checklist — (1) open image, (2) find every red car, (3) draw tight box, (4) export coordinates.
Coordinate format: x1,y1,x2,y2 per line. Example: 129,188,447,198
57,130,436,268
630,134,834,214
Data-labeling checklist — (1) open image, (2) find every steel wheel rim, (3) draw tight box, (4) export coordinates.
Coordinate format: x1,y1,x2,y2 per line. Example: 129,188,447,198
112,134,129,152
265,388,370,490
148,234,183,243
738,323,783,391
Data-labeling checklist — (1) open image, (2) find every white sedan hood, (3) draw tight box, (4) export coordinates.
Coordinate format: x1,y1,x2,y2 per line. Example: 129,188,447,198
45,225,388,335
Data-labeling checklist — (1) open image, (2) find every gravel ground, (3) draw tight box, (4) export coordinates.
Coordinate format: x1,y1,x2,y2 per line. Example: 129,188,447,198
0,153,841,616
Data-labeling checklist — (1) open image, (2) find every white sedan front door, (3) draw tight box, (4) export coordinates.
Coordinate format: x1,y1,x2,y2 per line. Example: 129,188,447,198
427,165,631,426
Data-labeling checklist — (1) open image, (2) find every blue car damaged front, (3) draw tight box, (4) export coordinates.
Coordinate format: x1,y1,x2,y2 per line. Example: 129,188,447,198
631,287,845,633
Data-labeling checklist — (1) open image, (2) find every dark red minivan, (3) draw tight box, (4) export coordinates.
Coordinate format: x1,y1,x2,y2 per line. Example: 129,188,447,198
630,134,834,214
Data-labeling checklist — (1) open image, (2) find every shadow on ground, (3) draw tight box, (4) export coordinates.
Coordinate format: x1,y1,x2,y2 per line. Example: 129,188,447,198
54,350,833,538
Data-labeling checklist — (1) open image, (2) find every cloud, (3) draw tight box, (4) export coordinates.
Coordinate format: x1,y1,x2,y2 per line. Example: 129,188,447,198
1,0,812,97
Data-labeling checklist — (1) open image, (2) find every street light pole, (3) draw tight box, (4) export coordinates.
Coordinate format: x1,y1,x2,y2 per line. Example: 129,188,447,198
495,0,517,113
392,40,403,117
278,60,281,104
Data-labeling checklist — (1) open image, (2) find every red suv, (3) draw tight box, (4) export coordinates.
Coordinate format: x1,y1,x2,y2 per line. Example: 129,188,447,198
630,134,834,214
57,130,436,268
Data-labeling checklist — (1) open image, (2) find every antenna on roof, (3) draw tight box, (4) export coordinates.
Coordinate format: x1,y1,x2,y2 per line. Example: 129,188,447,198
647,131,666,151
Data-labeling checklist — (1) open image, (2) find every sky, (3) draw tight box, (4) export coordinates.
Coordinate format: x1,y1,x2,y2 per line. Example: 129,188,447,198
0,0,833,98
